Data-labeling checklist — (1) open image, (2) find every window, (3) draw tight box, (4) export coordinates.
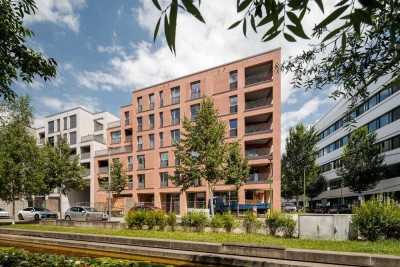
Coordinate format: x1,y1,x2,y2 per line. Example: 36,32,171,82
138,155,145,170
48,121,54,134
229,71,238,90
63,117,68,130
171,87,180,104
190,81,201,100
190,104,200,121
379,88,390,102
171,129,180,145
149,114,155,129
380,139,391,153
160,132,164,148
149,134,155,149
70,131,77,145
137,136,143,151
149,94,155,110
127,175,133,189
229,96,238,113
229,119,238,137
70,115,77,128
159,112,164,127
392,135,400,150
392,107,400,122
56,119,60,132
379,113,391,128
160,152,168,167
160,173,168,187
111,131,121,144
393,84,400,94
368,119,378,132
63,133,67,141
128,156,133,171
138,174,145,188
368,95,378,109
175,155,180,166
124,111,130,125
160,91,164,107
171,109,180,125
137,97,143,112
137,117,143,132
48,136,55,147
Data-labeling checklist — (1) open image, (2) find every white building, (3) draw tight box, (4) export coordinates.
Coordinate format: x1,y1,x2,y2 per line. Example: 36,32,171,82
35,107,119,214
315,78,400,205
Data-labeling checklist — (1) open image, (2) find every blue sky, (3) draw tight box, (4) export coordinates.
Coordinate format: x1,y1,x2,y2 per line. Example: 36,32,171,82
13,0,338,143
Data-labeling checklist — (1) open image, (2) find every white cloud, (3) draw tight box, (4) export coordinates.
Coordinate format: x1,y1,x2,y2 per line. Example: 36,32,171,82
38,95,101,114
117,5,124,17
25,0,86,32
39,97,64,110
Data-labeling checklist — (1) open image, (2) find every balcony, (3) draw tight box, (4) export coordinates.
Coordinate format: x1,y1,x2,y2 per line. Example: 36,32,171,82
138,144,143,151
127,182,133,190
191,92,200,100
149,123,154,130
245,63,272,86
171,118,180,125
81,152,91,159
94,125,103,132
230,105,238,114
149,103,155,110
111,137,121,144
108,121,121,128
247,173,269,183
111,146,132,155
125,135,133,141
138,182,145,189
160,180,168,188
138,125,143,132
229,129,238,137
245,148,270,158
171,96,180,105
245,98,272,110
230,81,237,90
245,123,272,134
149,141,154,149
125,119,130,125
138,163,145,170
137,105,143,112
160,160,168,167
81,135,105,144
98,166,109,174
160,140,164,148
127,164,133,171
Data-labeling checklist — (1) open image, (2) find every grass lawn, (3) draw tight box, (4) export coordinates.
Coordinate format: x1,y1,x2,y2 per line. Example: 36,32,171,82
2,224,400,256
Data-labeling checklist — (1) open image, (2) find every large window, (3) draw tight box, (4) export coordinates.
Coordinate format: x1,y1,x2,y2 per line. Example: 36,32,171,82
124,111,130,125
137,97,143,112
70,131,77,145
56,119,60,132
149,114,155,129
111,131,121,144
137,155,145,170
63,117,68,130
171,87,180,104
159,91,164,107
137,136,143,151
138,174,145,189
159,112,164,127
190,81,201,100
171,109,180,125
171,129,180,145
70,115,77,128
229,119,238,137
160,152,168,167
160,132,164,148
229,96,238,114
127,156,133,171
149,94,155,110
48,121,54,134
160,172,168,187
149,134,155,149
229,71,238,90
137,117,143,132
190,104,200,121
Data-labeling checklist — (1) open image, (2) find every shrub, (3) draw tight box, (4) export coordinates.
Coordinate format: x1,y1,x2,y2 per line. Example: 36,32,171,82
155,211,167,231
385,202,400,239
281,216,297,237
210,213,224,233
181,211,209,232
353,199,388,241
242,211,260,234
265,212,284,236
126,210,146,229
166,212,177,231
221,211,236,233
145,211,157,230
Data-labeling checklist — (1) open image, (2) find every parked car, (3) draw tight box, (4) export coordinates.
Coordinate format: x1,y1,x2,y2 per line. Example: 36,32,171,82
65,206,108,221
315,205,329,214
18,207,58,221
329,204,352,214
282,202,297,213
129,205,162,213
0,208,10,219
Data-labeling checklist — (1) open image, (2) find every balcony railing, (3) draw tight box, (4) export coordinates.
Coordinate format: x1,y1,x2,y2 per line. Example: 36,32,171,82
245,98,272,110
111,137,121,144
127,182,133,189
245,148,270,158
160,160,168,167
245,72,272,86
98,166,109,174
149,141,154,149
160,120,164,127
81,135,106,144
127,164,133,171
138,163,145,170
160,180,168,188
84,168,90,176
94,125,104,132
125,135,133,141
138,125,143,132
171,118,180,125
160,140,164,148
160,100,164,107
107,121,121,128
230,81,237,90
111,146,132,155
245,123,271,134
138,144,143,151
149,123,154,130
230,105,237,114
125,119,130,125
171,96,180,105
81,152,91,159
138,182,145,189
191,92,200,100
229,129,237,137
39,138,45,144
137,105,143,112
172,138,180,146
247,173,269,183
149,103,155,110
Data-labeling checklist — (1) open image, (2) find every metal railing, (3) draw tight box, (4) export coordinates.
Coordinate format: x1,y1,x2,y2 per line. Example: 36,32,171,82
127,183,133,190
111,137,121,144
245,148,270,158
39,138,45,144
171,138,180,146
149,103,155,110
160,140,164,148
81,135,106,144
245,72,272,86
138,125,143,132
245,98,272,110
245,123,271,134
171,118,180,125
149,141,154,149
138,144,143,151
137,105,142,112
230,81,237,90
229,129,237,137
138,182,145,189
160,180,168,188
191,92,200,100
138,163,145,170
107,121,121,128
230,105,238,113
81,152,91,159
84,168,90,176
110,146,132,155
247,173,269,183
127,164,133,171
125,119,130,125
171,96,180,105
149,123,154,130
98,166,109,174
160,160,168,167
94,125,103,131
125,135,133,141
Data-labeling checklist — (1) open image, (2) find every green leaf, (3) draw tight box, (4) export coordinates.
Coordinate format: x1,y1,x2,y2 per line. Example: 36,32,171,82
262,30,281,42
250,15,257,32
321,22,350,42
237,0,252,12
287,12,301,26
287,24,309,39
243,18,247,37
181,0,205,23
335,0,350,6
152,0,162,11
257,15,273,27
315,5,350,30
228,20,242,30
164,15,172,52
169,0,178,54
284,33,296,42
315,0,324,13
341,32,346,53
153,16,161,43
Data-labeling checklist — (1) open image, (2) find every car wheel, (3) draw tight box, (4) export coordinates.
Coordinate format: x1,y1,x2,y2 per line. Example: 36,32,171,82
34,214,40,221
18,214,24,220
65,215,71,221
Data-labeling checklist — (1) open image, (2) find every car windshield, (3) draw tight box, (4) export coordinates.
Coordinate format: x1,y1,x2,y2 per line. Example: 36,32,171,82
84,207,98,212
34,208,51,212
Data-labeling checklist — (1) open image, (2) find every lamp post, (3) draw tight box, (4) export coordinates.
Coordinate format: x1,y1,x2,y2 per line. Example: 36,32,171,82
267,153,273,213
108,147,112,220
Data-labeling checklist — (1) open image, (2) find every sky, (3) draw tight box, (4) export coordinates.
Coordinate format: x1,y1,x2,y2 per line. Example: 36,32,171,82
13,0,339,146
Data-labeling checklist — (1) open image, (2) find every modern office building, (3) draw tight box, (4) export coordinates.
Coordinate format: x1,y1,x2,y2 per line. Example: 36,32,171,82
94,49,282,214
315,78,400,205
34,108,119,214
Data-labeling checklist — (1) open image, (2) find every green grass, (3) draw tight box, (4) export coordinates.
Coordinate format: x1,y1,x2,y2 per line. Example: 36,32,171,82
2,224,400,256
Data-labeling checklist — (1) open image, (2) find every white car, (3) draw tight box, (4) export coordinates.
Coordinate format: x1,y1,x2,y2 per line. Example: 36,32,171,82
18,207,58,221
0,208,10,219
282,202,297,212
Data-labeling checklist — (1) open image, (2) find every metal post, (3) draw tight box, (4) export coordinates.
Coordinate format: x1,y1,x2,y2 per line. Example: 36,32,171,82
303,169,306,212
108,148,112,220
268,154,273,214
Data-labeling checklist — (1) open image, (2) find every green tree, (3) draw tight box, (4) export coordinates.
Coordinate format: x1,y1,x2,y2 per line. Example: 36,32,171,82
1,0,57,102
281,123,320,207
152,0,399,101
225,140,250,216
0,96,43,224
336,126,385,194
102,159,128,197
170,97,227,217
307,175,326,209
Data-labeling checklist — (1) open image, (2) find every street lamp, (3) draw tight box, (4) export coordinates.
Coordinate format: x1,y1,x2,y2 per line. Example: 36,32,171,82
267,153,273,213
108,147,112,220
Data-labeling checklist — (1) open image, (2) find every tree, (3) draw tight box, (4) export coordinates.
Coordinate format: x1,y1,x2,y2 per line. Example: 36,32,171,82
0,96,43,224
1,0,57,102
281,123,320,207
307,175,326,209
336,126,385,194
102,159,128,198
40,136,87,201
170,96,227,217
225,140,250,216
152,0,399,102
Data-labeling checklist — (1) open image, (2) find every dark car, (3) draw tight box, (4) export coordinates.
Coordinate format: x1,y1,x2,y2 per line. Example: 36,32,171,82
129,205,162,213
329,204,352,214
315,205,329,214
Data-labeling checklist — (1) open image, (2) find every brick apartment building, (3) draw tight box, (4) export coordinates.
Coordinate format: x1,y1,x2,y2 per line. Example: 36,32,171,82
94,49,281,214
